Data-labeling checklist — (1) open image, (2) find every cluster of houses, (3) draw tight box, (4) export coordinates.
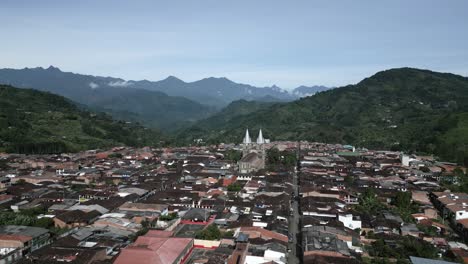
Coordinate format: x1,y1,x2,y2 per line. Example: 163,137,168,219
296,142,468,263
0,141,291,264
0,138,467,264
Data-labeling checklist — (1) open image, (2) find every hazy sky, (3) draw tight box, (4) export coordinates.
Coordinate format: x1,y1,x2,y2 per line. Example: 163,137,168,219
1,0,467,88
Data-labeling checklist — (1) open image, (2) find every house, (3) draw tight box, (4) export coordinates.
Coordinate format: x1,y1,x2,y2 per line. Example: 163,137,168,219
401,223,423,237
0,176,11,192
244,248,286,264
182,208,211,223
114,232,193,264
93,213,141,233
0,194,14,205
238,227,288,243
227,233,250,264
66,203,109,214
118,202,169,217
53,210,101,228
302,229,352,261
22,239,108,264
410,256,459,264
338,214,361,230
222,175,237,187
430,192,468,223
243,180,261,194
0,225,50,255
455,219,468,242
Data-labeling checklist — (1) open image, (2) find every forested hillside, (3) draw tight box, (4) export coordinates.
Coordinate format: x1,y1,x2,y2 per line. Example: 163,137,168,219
0,85,164,154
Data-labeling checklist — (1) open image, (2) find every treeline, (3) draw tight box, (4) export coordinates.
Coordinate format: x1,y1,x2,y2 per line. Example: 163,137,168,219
6,141,70,154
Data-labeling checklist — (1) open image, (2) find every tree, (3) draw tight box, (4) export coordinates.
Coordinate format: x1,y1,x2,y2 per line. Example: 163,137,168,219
195,224,221,240
225,149,242,162
394,191,411,210
227,182,242,192
281,151,297,167
267,148,281,164
356,188,385,214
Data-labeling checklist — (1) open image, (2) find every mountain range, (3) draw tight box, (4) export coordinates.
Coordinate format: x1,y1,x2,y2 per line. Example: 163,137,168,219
0,66,215,129
0,67,331,130
2,66,467,165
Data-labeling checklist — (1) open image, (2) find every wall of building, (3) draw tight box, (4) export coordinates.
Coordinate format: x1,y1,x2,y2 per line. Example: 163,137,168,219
194,239,220,249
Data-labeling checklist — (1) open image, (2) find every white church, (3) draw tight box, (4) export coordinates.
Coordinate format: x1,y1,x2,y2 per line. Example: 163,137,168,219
238,129,269,174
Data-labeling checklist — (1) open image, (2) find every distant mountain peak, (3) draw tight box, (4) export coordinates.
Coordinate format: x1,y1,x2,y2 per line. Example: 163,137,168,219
201,76,233,83
270,85,283,92
164,75,183,81
46,65,61,72
292,85,331,97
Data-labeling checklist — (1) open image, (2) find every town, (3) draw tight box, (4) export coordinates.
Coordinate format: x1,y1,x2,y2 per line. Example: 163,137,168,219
0,129,467,264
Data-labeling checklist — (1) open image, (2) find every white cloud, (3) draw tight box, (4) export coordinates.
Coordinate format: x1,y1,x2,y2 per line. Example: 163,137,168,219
89,82,99,89
108,80,133,87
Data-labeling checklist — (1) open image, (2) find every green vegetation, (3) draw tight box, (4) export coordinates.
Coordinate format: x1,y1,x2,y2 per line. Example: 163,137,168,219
195,224,222,240
177,100,276,144
266,148,297,168
0,207,54,229
355,188,386,215
159,212,178,221
227,182,242,192
180,68,468,165
0,85,164,154
222,230,234,238
366,236,438,262
417,224,439,237
224,149,242,162
392,191,419,222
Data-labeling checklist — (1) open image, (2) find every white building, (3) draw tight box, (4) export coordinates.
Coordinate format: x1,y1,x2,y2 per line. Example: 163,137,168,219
338,214,362,230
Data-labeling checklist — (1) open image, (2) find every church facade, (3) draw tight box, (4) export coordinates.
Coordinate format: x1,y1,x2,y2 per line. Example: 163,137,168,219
238,129,268,174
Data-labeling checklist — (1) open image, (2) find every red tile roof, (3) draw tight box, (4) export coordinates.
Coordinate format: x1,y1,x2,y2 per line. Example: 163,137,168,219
145,230,174,238
239,227,287,243
0,234,32,243
114,236,193,264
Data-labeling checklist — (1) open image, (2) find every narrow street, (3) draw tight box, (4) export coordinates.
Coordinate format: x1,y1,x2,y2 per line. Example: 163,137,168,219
287,145,301,264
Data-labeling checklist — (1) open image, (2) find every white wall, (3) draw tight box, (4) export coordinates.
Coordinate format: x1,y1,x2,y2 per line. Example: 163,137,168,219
338,214,362,230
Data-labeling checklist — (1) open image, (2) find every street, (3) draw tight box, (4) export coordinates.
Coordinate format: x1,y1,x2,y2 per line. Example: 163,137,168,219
287,160,301,263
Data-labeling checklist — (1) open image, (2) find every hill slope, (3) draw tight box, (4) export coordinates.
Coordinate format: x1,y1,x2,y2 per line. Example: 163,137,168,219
0,66,213,129
177,100,277,143
181,68,468,164
0,85,164,154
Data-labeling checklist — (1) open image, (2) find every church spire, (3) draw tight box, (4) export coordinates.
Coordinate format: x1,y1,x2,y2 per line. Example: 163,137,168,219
243,129,251,144
256,129,265,144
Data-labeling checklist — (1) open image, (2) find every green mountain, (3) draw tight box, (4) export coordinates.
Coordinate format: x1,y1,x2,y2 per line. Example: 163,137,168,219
180,68,468,165
177,99,277,143
0,85,164,154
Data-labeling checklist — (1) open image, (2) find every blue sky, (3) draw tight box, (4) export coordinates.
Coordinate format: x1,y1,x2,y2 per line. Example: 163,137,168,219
1,0,467,88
